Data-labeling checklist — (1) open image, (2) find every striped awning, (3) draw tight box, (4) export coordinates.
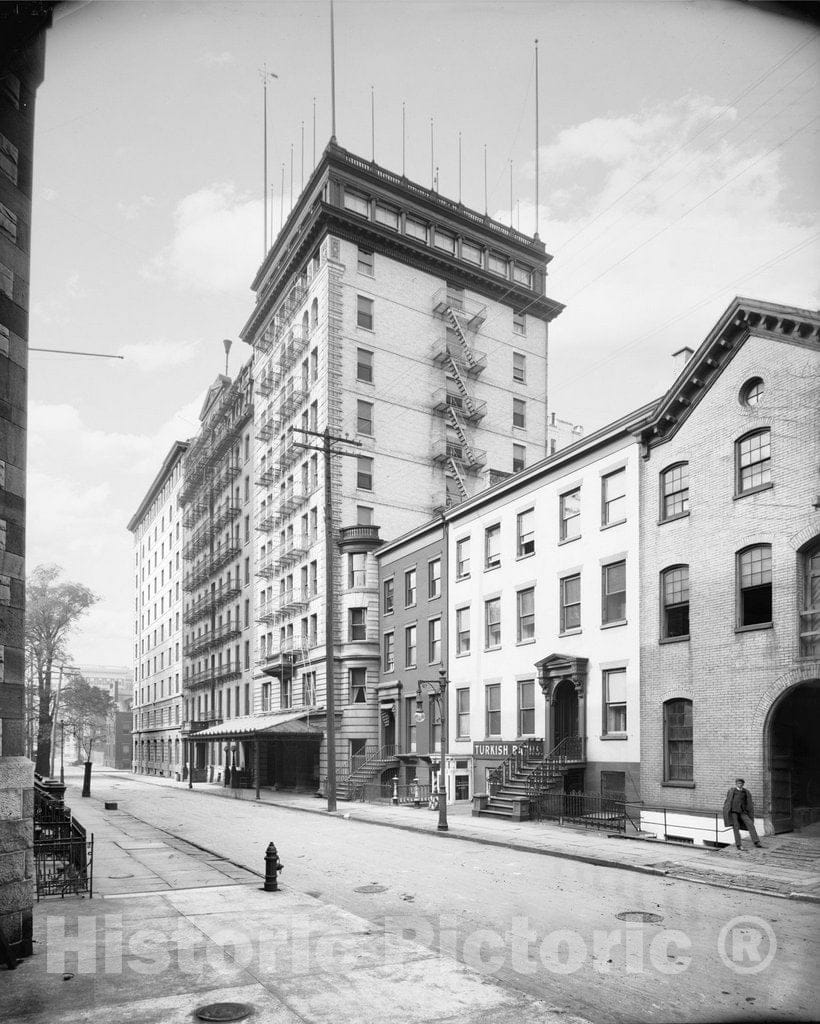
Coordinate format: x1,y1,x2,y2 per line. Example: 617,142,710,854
191,708,324,740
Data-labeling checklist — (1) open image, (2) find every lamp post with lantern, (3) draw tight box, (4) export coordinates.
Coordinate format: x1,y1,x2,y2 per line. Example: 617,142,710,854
414,668,449,832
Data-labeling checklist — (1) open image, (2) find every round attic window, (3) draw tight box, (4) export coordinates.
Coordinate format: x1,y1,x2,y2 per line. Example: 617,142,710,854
740,377,764,407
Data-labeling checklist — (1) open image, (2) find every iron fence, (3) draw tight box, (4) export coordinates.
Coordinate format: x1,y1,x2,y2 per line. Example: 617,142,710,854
530,789,642,833
34,782,94,899
352,781,432,805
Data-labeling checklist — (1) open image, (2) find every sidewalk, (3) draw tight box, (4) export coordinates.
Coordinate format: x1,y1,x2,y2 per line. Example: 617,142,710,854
101,769,820,904
2,785,590,1024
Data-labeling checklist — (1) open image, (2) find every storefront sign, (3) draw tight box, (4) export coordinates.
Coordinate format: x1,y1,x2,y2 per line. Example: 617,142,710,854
473,741,522,759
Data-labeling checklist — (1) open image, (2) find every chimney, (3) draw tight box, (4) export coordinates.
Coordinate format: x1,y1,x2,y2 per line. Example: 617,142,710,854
672,346,694,377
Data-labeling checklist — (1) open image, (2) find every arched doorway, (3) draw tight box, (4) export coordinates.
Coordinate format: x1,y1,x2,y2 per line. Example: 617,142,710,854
769,680,820,833
553,679,579,747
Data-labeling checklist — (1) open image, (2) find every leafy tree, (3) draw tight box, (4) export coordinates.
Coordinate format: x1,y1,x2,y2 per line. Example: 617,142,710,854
25,564,97,776
60,676,114,763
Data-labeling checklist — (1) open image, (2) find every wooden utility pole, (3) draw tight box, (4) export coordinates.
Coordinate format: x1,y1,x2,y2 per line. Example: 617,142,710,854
294,426,362,812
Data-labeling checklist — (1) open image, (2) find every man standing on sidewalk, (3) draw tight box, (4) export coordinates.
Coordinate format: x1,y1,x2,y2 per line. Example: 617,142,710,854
723,778,763,851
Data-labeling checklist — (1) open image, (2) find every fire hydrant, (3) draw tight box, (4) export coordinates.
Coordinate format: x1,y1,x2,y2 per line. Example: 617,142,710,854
263,841,284,892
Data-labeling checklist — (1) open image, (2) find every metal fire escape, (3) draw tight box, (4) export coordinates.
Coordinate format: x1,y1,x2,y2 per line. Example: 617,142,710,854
431,287,488,503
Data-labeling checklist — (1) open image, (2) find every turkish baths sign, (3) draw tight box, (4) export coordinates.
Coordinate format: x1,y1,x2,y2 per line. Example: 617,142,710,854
473,742,523,759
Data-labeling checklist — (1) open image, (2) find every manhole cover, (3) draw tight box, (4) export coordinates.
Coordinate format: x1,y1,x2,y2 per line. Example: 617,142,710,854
194,1003,253,1022
354,884,387,894
615,911,664,924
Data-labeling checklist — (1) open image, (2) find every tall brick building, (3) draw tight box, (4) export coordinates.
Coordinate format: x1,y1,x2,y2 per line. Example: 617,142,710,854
637,298,820,842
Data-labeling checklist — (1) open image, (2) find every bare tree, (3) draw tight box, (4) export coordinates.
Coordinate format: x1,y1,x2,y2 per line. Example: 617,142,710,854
25,564,98,776
61,676,114,763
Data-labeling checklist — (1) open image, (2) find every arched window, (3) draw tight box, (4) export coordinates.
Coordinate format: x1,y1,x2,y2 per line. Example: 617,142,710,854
801,542,820,657
735,428,771,496
661,565,690,639
301,310,309,337
737,544,772,628
310,297,319,328
663,699,693,782
659,462,689,521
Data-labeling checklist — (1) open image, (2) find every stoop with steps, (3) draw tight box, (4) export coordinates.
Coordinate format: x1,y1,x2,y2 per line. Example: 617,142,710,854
474,738,584,822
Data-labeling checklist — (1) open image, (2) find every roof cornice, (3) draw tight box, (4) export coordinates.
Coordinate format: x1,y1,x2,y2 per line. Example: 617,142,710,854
638,296,820,454
127,440,189,532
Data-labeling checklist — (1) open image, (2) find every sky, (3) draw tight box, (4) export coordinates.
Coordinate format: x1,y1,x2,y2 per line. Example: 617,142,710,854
26,0,820,667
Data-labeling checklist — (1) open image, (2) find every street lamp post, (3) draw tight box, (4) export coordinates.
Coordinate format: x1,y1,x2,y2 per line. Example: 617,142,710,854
59,720,65,786
415,668,449,832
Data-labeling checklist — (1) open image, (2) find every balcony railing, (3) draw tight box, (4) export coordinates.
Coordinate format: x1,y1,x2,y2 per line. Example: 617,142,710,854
183,582,242,625
279,534,309,566
278,327,309,373
432,287,487,328
431,338,487,376
431,437,487,472
278,386,307,420
255,506,283,533
183,621,242,659
183,542,242,592
255,551,283,579
254,284,306,354
431,388,486,423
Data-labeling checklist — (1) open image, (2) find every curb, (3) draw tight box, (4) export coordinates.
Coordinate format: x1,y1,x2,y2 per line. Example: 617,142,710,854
86,771,820,906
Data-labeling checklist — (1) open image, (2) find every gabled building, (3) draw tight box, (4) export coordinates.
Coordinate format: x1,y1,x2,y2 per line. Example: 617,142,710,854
241,140,564,791
636,297,820,843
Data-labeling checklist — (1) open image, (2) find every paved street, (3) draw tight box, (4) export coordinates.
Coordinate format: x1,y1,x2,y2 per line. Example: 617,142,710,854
5,768,816,1024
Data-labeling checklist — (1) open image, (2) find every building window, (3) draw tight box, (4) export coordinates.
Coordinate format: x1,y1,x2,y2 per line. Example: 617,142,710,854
428,617,441,663
740,377,764,407
456,537,470,578
602,468,626,526
512,351,526,383
405,216,427,241
356,456,373,490
660,463,689,521
357,247,374,275
0,134,18,185
560,574,581,633
517,587,535,643
559,488,581,542
383,577,394,615
348,552,366,588
664,699,693,782
375,203,399,229
485,597,501,649
406,696,417,752
462,240,482,264
0,202,17,242
512,444,526,473
383,632,395,672
456,606,470,655
661,565,690,639
488,252,507,276
736,429,771,495
357,399,373,435
603,668,627,734
428,558,441,599
356,347,373,383
0,262,12,300
513,398,527,429
484,524,501,569
344,190,369,217
357,295,374,330
801,543,820,657
602,560,627,625
513,264,533,287
513,311,526,336
405,567,417,606
737,544,772,627
456,688,470,739
349,667,367,704
485,684,501,737
349,607,367,641
405,624,417,667
517,509,535,557
518,680,535,736
434,228,456,254
357,505,373,525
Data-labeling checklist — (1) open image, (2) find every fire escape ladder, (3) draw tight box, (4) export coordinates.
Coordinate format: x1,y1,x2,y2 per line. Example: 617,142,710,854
445,307,479,371
446,405,470,450
446,456,469,498
444,352,478,417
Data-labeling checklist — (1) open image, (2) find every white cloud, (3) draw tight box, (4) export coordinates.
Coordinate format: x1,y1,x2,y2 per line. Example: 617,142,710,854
148,183,262,293
118,338,200,372
508,97,820,430
116,194,156,221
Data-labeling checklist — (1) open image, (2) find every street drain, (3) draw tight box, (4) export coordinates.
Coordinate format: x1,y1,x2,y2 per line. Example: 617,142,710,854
615,911,664,924
354,884,387,894
194,1002,253,1022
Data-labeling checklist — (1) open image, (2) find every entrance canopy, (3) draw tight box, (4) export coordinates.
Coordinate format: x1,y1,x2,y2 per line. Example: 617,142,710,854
191,708,325,741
